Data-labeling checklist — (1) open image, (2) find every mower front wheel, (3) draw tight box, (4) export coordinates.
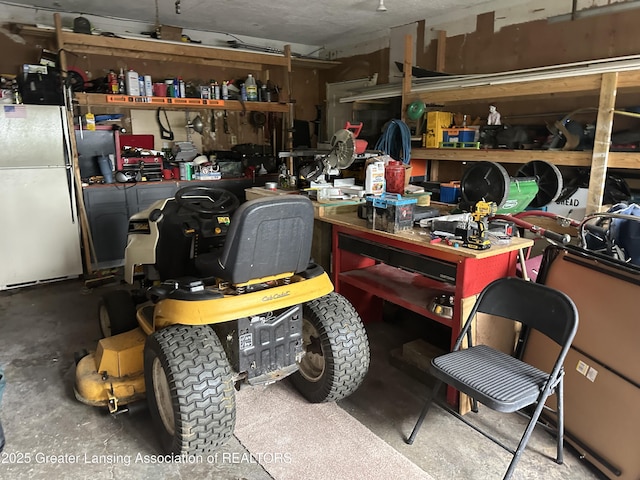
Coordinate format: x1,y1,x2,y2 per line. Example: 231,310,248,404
98,290,137,337
291,292,370,403
144,325,235,455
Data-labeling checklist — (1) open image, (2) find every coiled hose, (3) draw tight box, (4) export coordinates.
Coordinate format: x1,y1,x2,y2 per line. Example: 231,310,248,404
374,119,412,164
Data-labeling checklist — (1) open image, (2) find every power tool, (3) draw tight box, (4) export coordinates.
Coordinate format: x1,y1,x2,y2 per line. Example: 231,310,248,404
465,200,497,250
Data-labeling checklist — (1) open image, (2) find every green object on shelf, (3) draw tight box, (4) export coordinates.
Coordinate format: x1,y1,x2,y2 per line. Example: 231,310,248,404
406,100,425,121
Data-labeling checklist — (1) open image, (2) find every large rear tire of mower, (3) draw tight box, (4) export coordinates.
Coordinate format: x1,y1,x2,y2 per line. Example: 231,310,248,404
98,290,137,337
144,325,235,455
291,292,370,403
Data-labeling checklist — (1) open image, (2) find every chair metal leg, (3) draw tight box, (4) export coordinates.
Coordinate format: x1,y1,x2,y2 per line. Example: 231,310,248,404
556,378,564,464
503,393,551,480
471,396,479,413
406,380,443,445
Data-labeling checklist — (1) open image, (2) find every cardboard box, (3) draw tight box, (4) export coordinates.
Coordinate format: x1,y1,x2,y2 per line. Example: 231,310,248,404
546,187,587,220
523,339,640,480
160,25,183,41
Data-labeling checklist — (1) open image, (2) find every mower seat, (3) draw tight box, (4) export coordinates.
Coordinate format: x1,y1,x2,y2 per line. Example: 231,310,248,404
194,196,314,284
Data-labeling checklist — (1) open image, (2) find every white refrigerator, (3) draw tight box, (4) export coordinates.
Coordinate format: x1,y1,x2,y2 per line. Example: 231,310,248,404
0,104,82,290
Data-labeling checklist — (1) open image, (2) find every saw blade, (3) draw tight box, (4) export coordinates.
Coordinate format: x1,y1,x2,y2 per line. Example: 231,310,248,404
327,129,356,169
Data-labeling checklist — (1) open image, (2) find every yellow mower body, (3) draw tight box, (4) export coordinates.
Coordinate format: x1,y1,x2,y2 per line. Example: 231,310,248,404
75,271,334,412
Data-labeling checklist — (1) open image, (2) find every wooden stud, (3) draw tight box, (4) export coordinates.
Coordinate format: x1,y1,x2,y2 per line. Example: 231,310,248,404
436,30,446,73
587,72,618,215
55,13,95,273
402,34,413,123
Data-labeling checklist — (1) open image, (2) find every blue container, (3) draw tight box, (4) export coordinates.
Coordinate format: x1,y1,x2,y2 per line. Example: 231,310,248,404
97,155,114,183
442,128,475,143
439,184,460,204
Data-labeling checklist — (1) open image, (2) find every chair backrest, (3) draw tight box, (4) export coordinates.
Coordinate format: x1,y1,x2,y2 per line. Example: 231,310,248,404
473,277,578,347
217,195,315,284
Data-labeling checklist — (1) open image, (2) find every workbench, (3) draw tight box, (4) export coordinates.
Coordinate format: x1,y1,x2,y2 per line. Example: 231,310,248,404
318,210,533,407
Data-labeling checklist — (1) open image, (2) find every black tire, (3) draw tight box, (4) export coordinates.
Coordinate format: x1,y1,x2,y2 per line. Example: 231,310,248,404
98,290,137,337
291,292,370,403
144,325,235,455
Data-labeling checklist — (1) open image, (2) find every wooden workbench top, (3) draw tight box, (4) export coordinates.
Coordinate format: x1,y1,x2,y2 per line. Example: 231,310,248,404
319,210,534,260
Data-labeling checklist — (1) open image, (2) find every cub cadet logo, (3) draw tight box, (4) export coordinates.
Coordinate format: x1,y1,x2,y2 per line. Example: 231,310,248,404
262,291,291,302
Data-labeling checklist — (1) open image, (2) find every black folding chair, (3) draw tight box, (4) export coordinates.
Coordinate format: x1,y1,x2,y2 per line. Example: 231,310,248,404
406,277,579,480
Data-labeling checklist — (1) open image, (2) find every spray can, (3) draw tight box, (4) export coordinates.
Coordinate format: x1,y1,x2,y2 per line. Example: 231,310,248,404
179,77,186,98
144,75,153,96
107,70,118,94
210,80,220,100
221,81,229,100
138,76,145,96
240,83,247,102
118,68,126,94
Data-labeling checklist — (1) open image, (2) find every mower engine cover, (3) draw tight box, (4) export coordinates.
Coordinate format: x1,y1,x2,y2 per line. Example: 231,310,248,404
215,305,304,385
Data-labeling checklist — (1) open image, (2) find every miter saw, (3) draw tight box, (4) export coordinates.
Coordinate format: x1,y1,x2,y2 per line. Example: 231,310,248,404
296,128,357,183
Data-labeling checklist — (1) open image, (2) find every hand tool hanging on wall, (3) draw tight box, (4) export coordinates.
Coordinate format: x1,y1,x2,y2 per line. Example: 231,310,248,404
156,108,174,141
223,110,230,134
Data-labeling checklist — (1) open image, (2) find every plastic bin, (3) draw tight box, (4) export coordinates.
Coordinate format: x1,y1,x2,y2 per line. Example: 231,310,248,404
366,193,417,233
442,128,475,143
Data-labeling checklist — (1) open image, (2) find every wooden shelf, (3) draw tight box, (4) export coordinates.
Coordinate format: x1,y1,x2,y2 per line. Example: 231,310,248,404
407,70,640,105
394,34,640,214
74,93,290,113
411,148,640,169
59,31,290,71
339,263,455,327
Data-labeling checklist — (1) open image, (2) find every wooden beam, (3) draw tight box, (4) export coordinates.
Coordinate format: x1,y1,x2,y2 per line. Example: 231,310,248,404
410,148,594,167
587,72,618,214
436,30,446,73
417,75,603,104
401,34,413,123
55,13,95,273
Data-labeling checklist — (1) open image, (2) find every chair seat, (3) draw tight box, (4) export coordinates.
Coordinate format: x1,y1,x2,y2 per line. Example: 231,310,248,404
431,345,550,412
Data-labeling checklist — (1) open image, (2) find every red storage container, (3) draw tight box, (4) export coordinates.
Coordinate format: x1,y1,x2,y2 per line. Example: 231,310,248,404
385,161,405,195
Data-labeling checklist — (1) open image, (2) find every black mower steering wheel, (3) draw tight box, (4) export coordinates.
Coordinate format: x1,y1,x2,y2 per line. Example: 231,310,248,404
174,185,240,215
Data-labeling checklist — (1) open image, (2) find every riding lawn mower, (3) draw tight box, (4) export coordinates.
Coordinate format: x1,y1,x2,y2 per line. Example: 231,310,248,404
74,185,371,454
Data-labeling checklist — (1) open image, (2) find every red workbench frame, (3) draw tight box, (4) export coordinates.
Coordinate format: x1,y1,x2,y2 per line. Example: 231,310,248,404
325,213,532,407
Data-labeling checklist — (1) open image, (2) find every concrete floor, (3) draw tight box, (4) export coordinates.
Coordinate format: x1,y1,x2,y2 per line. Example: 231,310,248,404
0,279,606,480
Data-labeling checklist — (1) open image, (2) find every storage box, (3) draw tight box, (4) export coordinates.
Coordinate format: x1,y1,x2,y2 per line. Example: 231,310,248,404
546,187,588,220
217,161,243,178
439,182,461,204
442,128,475,143
366,194,417,233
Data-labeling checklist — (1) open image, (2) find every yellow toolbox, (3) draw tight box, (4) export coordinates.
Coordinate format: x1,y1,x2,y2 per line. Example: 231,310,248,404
424,111,454,148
